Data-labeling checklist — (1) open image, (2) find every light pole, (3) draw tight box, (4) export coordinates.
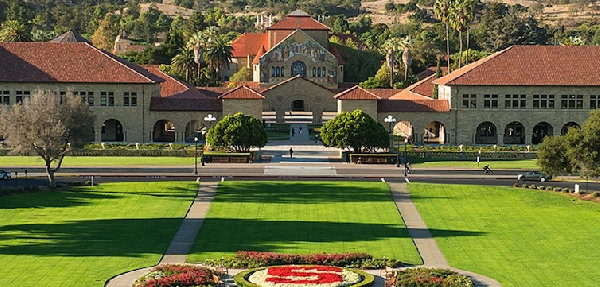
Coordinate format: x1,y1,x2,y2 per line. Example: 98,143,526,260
404,138,409,176
204,114,216,129
384,115,396,151
194,136,198,175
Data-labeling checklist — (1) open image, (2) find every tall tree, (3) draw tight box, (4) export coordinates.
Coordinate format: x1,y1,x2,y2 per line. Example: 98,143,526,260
188,26,220,85
434,0,453,72
400,36,413,83
0,20,32,42
0,92,94,188
320,109,388,153
206,112,267,152
203,34,233,83
171,47,196,83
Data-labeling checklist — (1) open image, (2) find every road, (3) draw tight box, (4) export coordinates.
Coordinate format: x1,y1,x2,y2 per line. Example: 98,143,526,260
2,164,597,192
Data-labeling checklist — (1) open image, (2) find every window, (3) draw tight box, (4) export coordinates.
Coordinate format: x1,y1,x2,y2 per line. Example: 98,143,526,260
15,90,29,104
123,92,129,106
591,95,600,109
108,92,114,106
100,92,107,106
322,67,326,77
87,92,94,106
533,94,555,109
484,94,498,109
271,67,275,77
275,67,280,77
561,95,583,109
312,67,316,77
505,94,526,109
1,90,9,105
131,92,137,106
280,66,284,77
317,67,321,77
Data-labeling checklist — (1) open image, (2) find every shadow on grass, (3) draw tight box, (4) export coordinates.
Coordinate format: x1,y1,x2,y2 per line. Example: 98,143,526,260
216,181,393,203
192,218,486,253
0,190,121,209
0,218,183,256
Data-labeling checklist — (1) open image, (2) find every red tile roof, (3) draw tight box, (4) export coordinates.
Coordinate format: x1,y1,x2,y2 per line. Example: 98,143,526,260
0,42,163,84
329,45,344,65
268,14,330,31
416,66,447,80
335,86,380,100
144,65,222,111
377,99,450,112
435,45,600,86
231,33,268,58
50,30,91,43
219,85,264,99
367,89,399,99
253,45,267,64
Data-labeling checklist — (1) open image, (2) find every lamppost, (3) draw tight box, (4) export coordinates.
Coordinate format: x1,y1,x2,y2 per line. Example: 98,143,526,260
204,114,216,129
384,115,396,150
404,138,409,176
194,136,198,175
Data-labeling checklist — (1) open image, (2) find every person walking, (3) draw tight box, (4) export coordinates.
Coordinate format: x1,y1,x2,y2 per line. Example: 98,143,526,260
291,127,295,136
289,147,294,158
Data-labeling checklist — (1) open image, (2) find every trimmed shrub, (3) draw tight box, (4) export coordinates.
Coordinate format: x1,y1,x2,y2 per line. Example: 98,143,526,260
553,187,562,192
592,192,599,197
529,184,537,189
396,267,474,287
521,184,529,188
204,251,403,269
537,185,545,190
134,264,215,287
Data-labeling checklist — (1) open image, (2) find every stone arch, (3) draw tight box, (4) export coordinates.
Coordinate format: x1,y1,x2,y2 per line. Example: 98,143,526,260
101,119,124,142
561,122,580,135
532,122,553,144
394,121,414,142
424,121,445,144
291,60,307,77
184,120,202,143
153,119,175,142
504,121,525,144
475,121,497,144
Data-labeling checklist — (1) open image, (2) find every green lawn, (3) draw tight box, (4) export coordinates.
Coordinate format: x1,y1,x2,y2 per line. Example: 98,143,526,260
187,181,422,265
413,159,539,169
0,155,196,166
0,181,197,287
409,183,600,287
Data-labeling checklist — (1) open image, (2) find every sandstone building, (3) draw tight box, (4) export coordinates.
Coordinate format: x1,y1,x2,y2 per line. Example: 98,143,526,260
1,14,599,146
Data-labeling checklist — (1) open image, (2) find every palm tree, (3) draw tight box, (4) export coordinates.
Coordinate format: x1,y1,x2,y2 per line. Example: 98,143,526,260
203,35,233,83
171,47,196,83
187,26,221,85
383,37,403,88
400,36,413,84
434,0,453,72
463,0,477,65
0,20,32,42
450,0,466,68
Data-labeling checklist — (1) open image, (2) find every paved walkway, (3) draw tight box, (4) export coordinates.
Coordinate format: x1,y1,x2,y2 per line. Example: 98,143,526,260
106,181,501,287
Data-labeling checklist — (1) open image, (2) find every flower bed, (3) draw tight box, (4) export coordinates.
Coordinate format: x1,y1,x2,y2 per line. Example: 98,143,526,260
395,268,474,287
235,266,374,287
134,264,216,287
205,251,404,269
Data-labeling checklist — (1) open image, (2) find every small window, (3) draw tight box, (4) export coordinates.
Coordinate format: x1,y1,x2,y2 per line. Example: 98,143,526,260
280,66,284,77
131,92,137,107
100,92,107,106
271,67,275,77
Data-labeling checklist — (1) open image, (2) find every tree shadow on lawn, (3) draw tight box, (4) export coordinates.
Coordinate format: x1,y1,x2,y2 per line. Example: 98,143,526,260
0,218,183,257
193,218,486,253
216,182,394,203
0,190,121,210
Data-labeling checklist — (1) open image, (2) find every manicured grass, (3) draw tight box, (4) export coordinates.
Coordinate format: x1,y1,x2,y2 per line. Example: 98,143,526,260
409,183,600,287
0,155,195,166
267,131,291,140
187,181,422,265
0,181,198,287
413,159,539,169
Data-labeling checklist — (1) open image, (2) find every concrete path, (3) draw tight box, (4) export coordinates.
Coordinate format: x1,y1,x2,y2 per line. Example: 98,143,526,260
106,180,502,287
389,182,502,287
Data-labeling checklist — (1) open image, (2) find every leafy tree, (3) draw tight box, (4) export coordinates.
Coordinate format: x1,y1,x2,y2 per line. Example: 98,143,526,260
0,19,32,42
203,34,233,82
0,92,94,188
538,110,600,178
91,12,120,51
320,109,388,153
229,66,253,85
207,113,267,152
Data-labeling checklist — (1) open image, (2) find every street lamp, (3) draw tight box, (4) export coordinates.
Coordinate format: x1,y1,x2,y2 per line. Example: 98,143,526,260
384,115,396,150
194,136,198,175
404,138,409,176
204,114,217,129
